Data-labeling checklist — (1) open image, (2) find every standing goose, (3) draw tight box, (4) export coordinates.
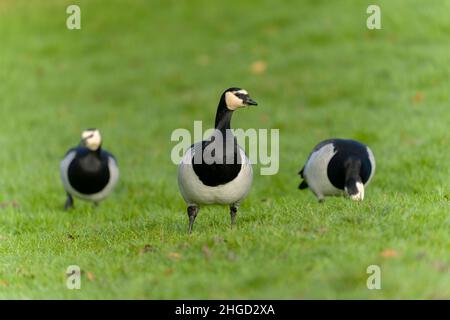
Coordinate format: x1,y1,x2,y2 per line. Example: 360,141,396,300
178,87,258,233
298,139,375,202
60,129,119,209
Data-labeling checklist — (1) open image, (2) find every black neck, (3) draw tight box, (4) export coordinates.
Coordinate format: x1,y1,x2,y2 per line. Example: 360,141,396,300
214,96,233,132
89,148,102,160
344,157,361,184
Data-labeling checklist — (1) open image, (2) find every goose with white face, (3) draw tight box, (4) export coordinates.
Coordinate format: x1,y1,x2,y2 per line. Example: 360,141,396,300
178,87,257,233
224,89,258,110
60,129,119,209
81,129,102,151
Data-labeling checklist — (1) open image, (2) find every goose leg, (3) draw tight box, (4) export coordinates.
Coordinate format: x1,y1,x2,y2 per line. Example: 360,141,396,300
187,205,199,234
312,190,325,203
64,193,74,210
230,205,238,228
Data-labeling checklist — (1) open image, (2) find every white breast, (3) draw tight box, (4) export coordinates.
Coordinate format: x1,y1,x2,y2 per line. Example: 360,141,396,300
177,143,253,206
303,143,342,198
60,151,120,202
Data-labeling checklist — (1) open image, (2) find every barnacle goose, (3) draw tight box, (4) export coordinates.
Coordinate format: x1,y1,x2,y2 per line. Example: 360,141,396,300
298,139,376,202
60,129,119,209
178,88,258,232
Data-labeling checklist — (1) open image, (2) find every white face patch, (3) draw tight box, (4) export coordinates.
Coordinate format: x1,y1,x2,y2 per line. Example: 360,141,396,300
225,92,245,110
82,129,102,151
347,182,365,201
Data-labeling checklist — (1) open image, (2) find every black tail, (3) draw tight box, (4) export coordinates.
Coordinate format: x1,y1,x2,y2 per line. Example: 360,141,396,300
298,180,308,189
298,167,305,178
298,166,308,189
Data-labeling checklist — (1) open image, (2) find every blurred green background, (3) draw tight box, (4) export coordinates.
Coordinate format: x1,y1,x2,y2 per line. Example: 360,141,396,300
0,0,448,299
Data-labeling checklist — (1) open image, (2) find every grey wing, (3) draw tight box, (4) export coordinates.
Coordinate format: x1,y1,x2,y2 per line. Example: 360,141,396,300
298,139,337,190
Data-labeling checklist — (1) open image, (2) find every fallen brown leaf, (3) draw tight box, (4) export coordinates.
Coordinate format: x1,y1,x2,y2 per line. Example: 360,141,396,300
164,268,174,275
260,114,269,124
412,91,424,103
381,248,399,258
250,60,267,75
168,252,181,260
87,272,95,281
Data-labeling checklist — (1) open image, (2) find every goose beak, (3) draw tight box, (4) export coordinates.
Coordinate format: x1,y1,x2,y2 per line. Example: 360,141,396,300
244,97,258,106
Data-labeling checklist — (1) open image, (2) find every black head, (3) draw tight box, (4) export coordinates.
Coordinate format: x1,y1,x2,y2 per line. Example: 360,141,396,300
220,87,258,110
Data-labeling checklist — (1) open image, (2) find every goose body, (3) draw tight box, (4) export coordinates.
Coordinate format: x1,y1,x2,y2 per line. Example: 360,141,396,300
298,139,375,201
178,141,253,206
177,87,257,232
60,129,119,208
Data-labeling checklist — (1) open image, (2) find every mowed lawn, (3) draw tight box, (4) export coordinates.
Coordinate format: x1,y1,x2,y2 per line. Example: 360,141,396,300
0,0,448,299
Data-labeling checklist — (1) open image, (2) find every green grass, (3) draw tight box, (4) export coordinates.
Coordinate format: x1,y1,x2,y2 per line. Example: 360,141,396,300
0,0,449,299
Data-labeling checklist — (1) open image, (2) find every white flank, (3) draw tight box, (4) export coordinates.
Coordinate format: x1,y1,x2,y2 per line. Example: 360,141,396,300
303,143,342,199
